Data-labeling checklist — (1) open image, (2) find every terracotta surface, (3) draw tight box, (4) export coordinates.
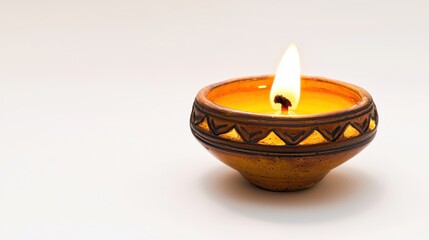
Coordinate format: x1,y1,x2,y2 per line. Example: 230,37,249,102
190,75,378,191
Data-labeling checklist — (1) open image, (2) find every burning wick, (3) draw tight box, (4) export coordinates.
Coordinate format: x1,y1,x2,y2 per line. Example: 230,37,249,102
274,95,292,114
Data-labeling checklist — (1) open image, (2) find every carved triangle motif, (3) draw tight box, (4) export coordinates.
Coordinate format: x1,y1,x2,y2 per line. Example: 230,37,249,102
369,118,376,131
257,131,285,146
218,128,243,142
352,118,368,134
358,119,368,133
197,117,210,132
236,125,269,143
320,125,344,141
207,117,235,135
192,106,206,125
343,124,360,138
299,130,328,145
277,130,309,145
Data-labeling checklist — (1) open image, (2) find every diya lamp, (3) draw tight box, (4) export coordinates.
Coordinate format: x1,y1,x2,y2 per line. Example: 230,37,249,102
190,44,378,191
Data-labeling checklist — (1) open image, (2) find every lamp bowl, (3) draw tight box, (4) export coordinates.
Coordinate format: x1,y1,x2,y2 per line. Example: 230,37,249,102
190,75,378,191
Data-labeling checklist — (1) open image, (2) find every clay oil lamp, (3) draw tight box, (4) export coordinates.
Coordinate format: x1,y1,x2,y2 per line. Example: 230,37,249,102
190,44,378,191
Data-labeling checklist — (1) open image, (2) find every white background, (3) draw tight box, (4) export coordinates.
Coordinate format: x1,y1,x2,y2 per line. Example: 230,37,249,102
1,0,428,239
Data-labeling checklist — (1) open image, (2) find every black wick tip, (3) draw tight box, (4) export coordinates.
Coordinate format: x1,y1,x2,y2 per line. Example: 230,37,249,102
274,95,292,111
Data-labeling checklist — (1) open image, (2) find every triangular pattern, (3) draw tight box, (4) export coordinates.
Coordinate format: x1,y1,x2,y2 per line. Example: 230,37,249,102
218,128,243,142
319,125,344,142
353,118,369,133
207,117,235,135
299,130,328,145
191,104,378,146
257,131,286,146
277,130,309,145
236,125,270,143
343,124,360,138
197,117,210,132
192,106,206,125
369,118,376,131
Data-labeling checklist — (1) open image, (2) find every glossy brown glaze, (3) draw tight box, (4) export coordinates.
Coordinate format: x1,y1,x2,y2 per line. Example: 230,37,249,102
190,75,378,191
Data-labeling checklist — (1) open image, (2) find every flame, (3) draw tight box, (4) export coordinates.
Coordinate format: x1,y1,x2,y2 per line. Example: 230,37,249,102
270,44,301,111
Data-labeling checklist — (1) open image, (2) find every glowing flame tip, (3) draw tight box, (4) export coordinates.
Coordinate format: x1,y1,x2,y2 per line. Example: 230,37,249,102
270,44,301,112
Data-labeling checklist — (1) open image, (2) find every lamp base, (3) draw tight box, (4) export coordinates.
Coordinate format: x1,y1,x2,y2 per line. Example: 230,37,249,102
240,172,328,192
202,142,370,192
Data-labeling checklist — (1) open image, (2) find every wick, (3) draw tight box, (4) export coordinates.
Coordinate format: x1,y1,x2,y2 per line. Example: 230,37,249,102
274,95,292,114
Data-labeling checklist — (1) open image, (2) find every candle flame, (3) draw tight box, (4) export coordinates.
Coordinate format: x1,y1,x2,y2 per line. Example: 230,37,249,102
270,43,301,111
